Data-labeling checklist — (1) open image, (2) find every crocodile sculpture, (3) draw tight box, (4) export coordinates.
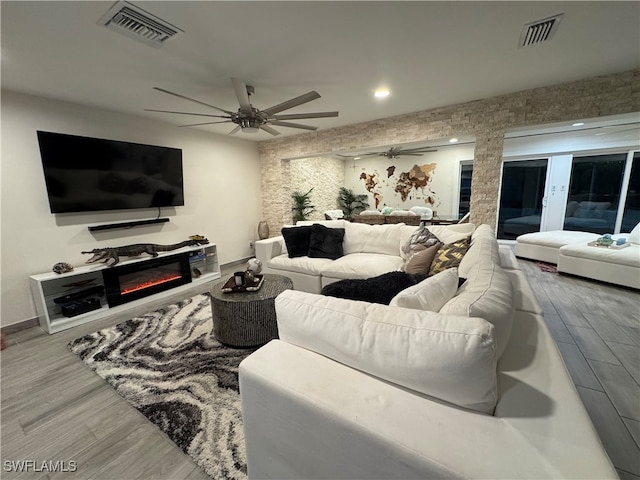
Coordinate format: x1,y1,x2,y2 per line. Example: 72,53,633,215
82,235,209,266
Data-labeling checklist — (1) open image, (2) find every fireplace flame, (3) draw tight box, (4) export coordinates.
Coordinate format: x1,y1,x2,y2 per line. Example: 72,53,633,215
121,273,183,295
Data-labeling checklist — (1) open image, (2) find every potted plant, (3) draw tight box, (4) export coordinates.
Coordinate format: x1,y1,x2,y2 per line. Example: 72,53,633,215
337,187,369,219
291,188,316,222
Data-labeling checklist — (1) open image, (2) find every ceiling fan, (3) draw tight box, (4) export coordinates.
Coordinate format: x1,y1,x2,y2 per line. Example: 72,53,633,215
339,145,437,160
145,78,338,136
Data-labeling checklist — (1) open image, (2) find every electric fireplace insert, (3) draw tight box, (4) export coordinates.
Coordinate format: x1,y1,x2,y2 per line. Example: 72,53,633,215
102,252,192,307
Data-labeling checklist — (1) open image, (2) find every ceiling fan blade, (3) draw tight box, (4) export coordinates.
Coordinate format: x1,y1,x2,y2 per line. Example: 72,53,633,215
231,77,252,112
145,108,230,119
260,125,281,136
153,87,234,115
269,120,318,131
271,111,339,120
178,120,232,127
228,125,241,135
262,91,321,116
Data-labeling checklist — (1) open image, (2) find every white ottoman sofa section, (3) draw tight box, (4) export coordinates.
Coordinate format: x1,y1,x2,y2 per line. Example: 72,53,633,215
255,220,475,294
558,232,640,290
515,230,600,264
515,223,640,289
240,225,616,479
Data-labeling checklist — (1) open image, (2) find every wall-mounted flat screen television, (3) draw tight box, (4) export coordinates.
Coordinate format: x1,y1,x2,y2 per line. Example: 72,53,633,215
37,131,184,214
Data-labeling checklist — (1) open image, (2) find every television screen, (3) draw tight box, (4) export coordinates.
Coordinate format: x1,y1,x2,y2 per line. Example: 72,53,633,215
37,131,184,214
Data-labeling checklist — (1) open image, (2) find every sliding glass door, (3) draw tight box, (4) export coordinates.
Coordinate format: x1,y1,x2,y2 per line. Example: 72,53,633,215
564,153,626,234
621,152,640,233
498,150,639,239
497,159,548,239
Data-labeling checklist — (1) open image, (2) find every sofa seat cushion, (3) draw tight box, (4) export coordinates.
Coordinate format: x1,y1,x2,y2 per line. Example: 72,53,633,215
275,290,498,413
320,253,405,280
268,254,334,276
440,260,514,359
559,242,640,267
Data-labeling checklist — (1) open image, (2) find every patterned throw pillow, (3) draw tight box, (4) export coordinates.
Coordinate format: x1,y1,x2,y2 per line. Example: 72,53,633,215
401,225,441,260
429,237,471,276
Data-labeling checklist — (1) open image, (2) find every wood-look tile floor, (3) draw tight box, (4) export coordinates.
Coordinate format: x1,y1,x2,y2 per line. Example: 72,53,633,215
1,262,639,479
517,258,640,480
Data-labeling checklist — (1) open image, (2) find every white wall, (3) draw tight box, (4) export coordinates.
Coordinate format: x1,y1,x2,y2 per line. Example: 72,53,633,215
1,90,261,327
343,144,475,216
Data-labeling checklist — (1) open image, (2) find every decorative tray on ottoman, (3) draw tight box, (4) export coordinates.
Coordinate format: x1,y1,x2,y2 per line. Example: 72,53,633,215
221,275,264,293
587,240,630,250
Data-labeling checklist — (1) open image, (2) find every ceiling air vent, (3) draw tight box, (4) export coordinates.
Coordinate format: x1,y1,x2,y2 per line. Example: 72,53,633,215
98,1,183,48
518,14,563,48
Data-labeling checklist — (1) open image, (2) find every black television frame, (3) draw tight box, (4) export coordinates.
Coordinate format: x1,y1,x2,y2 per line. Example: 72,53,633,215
37,131,185,214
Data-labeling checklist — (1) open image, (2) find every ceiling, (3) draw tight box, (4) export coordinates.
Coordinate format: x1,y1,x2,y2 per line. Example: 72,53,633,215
2,1,639,141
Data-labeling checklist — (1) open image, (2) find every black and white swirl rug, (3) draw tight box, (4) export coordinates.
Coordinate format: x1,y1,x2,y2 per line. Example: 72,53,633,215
68,294,256,480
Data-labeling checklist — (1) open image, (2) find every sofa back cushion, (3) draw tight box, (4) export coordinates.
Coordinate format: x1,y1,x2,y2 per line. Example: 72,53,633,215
427,223,475,244
399,223,475,259
275,290,498,413
459,224,500,278
297,219,347,228
440,260,514,359
343,222,404,256
627,222,640,245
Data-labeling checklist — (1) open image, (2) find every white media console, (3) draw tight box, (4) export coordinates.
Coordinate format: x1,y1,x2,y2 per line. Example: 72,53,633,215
29,244,220,334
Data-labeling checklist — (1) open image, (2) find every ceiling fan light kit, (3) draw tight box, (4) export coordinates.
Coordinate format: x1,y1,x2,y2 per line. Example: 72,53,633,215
147,78,338,136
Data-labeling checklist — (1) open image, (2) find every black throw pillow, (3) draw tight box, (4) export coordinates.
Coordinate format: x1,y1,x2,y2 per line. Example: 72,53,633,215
322,271,429,305
281,226,313,258
308,224,345,260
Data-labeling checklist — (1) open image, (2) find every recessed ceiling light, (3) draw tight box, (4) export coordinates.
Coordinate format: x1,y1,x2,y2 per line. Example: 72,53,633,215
374,89,390,98
449,138,459,143
354,157,361,160
572,122,585,127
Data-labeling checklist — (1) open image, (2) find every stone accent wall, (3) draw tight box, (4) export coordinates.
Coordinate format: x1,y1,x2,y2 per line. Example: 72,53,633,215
288,156,345,222
259,69,640,234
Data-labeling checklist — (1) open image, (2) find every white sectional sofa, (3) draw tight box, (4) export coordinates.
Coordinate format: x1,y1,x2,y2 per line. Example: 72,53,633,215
241,222,616,479
255,219,475,294
515,223,640,289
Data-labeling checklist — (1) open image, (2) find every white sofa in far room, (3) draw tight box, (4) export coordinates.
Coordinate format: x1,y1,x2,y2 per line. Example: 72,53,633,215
241,223,616,479
255,219,474,294
515,222,640,289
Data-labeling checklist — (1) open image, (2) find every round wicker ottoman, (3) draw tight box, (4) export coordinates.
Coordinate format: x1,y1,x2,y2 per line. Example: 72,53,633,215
210,274,293,347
